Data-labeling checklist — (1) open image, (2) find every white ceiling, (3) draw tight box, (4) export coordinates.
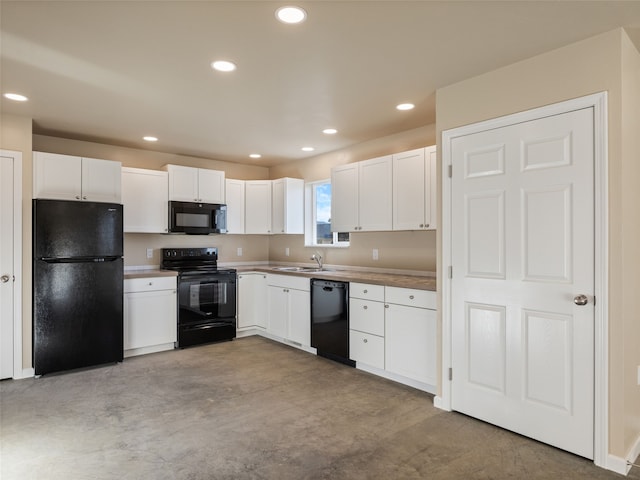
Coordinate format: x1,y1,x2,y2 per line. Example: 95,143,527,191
2,1,640,167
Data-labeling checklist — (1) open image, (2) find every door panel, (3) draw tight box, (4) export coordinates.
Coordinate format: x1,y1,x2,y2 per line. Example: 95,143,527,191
451,107,594,459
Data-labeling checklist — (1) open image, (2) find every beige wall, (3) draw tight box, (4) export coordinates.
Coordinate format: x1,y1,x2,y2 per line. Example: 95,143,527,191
620,31,640,455
270,124,436,181
436,28,640,460
1,113,33,370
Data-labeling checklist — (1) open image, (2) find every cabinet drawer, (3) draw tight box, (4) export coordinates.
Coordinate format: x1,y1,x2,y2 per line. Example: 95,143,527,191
267,274,310,291
385,286,435,310
124,276,176,293
350,282,384,302
349,298,384,336
350,330,384,370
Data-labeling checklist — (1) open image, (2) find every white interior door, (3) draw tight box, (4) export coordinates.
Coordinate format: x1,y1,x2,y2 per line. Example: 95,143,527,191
450,107,595,459
0,155,15,379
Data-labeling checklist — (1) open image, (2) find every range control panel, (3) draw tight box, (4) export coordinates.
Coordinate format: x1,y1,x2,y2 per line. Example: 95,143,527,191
162,247,217,260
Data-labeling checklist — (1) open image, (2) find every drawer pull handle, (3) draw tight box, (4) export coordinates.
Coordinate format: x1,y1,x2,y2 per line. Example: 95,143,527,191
363,338,368,343
409,295,414,300
363,289,368,294
148,282,153,286
363,305,367,310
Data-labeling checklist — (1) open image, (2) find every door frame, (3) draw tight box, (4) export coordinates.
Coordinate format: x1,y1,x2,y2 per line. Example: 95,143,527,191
438,92,609,469
1,149,23,379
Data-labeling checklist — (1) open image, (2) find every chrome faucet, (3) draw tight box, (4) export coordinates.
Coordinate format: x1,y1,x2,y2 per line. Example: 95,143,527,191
311,252,323,270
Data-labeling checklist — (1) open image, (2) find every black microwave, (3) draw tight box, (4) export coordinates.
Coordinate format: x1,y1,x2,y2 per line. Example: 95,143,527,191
168,201,227,234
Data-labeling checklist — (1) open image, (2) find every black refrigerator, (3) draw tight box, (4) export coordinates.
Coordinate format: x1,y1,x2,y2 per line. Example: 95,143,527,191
33,199,124,376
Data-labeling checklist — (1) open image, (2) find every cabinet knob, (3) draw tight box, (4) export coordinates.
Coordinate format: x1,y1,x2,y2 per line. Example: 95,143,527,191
148,282,153,286
363,338,368,343
363,289,368,294
363,305,367,310
409,295,414,300
385,304,389,308
419,224,424,228
82,196,87,200
75,195,81,200
425,224,429,228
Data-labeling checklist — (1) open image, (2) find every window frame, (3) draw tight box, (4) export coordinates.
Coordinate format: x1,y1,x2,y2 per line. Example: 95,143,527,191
304,179,350,248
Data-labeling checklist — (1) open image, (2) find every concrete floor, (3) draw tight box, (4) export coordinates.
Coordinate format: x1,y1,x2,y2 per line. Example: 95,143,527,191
1,336,638,480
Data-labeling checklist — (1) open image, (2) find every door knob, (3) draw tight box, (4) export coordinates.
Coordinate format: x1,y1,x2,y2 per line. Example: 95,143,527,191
1,275,10,283
574,294,589,306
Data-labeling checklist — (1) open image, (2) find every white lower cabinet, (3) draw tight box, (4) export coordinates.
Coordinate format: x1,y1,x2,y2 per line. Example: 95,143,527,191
349,282,436,392
124,276,177,357
237,272,267,330
267,274,310,348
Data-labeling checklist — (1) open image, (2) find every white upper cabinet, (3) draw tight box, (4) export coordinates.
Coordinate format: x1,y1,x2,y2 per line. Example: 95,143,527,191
331,155,392,232
245,180,272,234
271,177,304,234
225,179,245,234
33,151,121,203
121,167,168,233
392,146,437,231
164,164,225,203
358,155,393,231
330,163,359,232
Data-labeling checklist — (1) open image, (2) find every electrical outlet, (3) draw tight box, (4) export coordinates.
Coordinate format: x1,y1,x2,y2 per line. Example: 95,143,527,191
285,247,290,257
146,248,153,259
237,247,243,257
372,248,379,261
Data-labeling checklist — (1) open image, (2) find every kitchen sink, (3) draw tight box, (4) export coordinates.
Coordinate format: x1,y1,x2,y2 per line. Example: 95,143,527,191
272,266,332,273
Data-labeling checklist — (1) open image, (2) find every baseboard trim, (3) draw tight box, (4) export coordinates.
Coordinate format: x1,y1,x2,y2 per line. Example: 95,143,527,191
627,433,640,471
434,396,450,411
16,368,34,379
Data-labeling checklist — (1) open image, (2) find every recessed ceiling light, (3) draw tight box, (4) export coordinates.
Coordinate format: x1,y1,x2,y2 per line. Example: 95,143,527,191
276,6,307,24
249,154,262,159
4,93,28,102
143,136,158,142
211,60,237,72
396,103,415,111
302,146,314,152
323,128,337,135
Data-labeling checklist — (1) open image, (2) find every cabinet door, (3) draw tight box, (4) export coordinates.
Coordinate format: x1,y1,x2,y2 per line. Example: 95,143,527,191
245,181,272,234
385,303,436,385
331,163,359,232
359,155,392,231
167,165,199,201
350,330,385,369
288,288,310,346
271,178,286,234
238,273,267,329
124,289,177,350
393,148,426,230
198,168,225,204
267,285,288,338
82,157,122,203
33,152,82,200
425,145,437,230
225,179,245,234
122,168,168,233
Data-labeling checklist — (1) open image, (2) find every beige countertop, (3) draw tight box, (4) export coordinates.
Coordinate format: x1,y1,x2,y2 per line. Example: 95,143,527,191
236,265,436,291
124,269,178,280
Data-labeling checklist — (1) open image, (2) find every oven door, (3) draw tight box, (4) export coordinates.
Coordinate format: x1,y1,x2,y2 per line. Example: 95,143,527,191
177,271,237,326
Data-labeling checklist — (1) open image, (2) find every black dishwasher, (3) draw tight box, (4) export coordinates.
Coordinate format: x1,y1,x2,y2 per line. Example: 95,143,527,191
311,279,354,367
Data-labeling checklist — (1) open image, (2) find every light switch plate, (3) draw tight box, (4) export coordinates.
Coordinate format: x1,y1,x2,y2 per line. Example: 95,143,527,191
372,248,379,260
285,247,290,256
146,248,153,259
237,247,243,256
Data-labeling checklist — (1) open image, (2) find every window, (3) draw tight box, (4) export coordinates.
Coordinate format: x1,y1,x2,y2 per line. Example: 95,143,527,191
305,180,350,247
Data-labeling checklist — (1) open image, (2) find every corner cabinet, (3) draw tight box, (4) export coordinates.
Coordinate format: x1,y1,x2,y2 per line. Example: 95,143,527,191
124,276,177,357
245,180,272,234
164,164,225,204
122,167,169,233
33,151,122,203
392,146,437,231
331,155,392,232
237,272,267,331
